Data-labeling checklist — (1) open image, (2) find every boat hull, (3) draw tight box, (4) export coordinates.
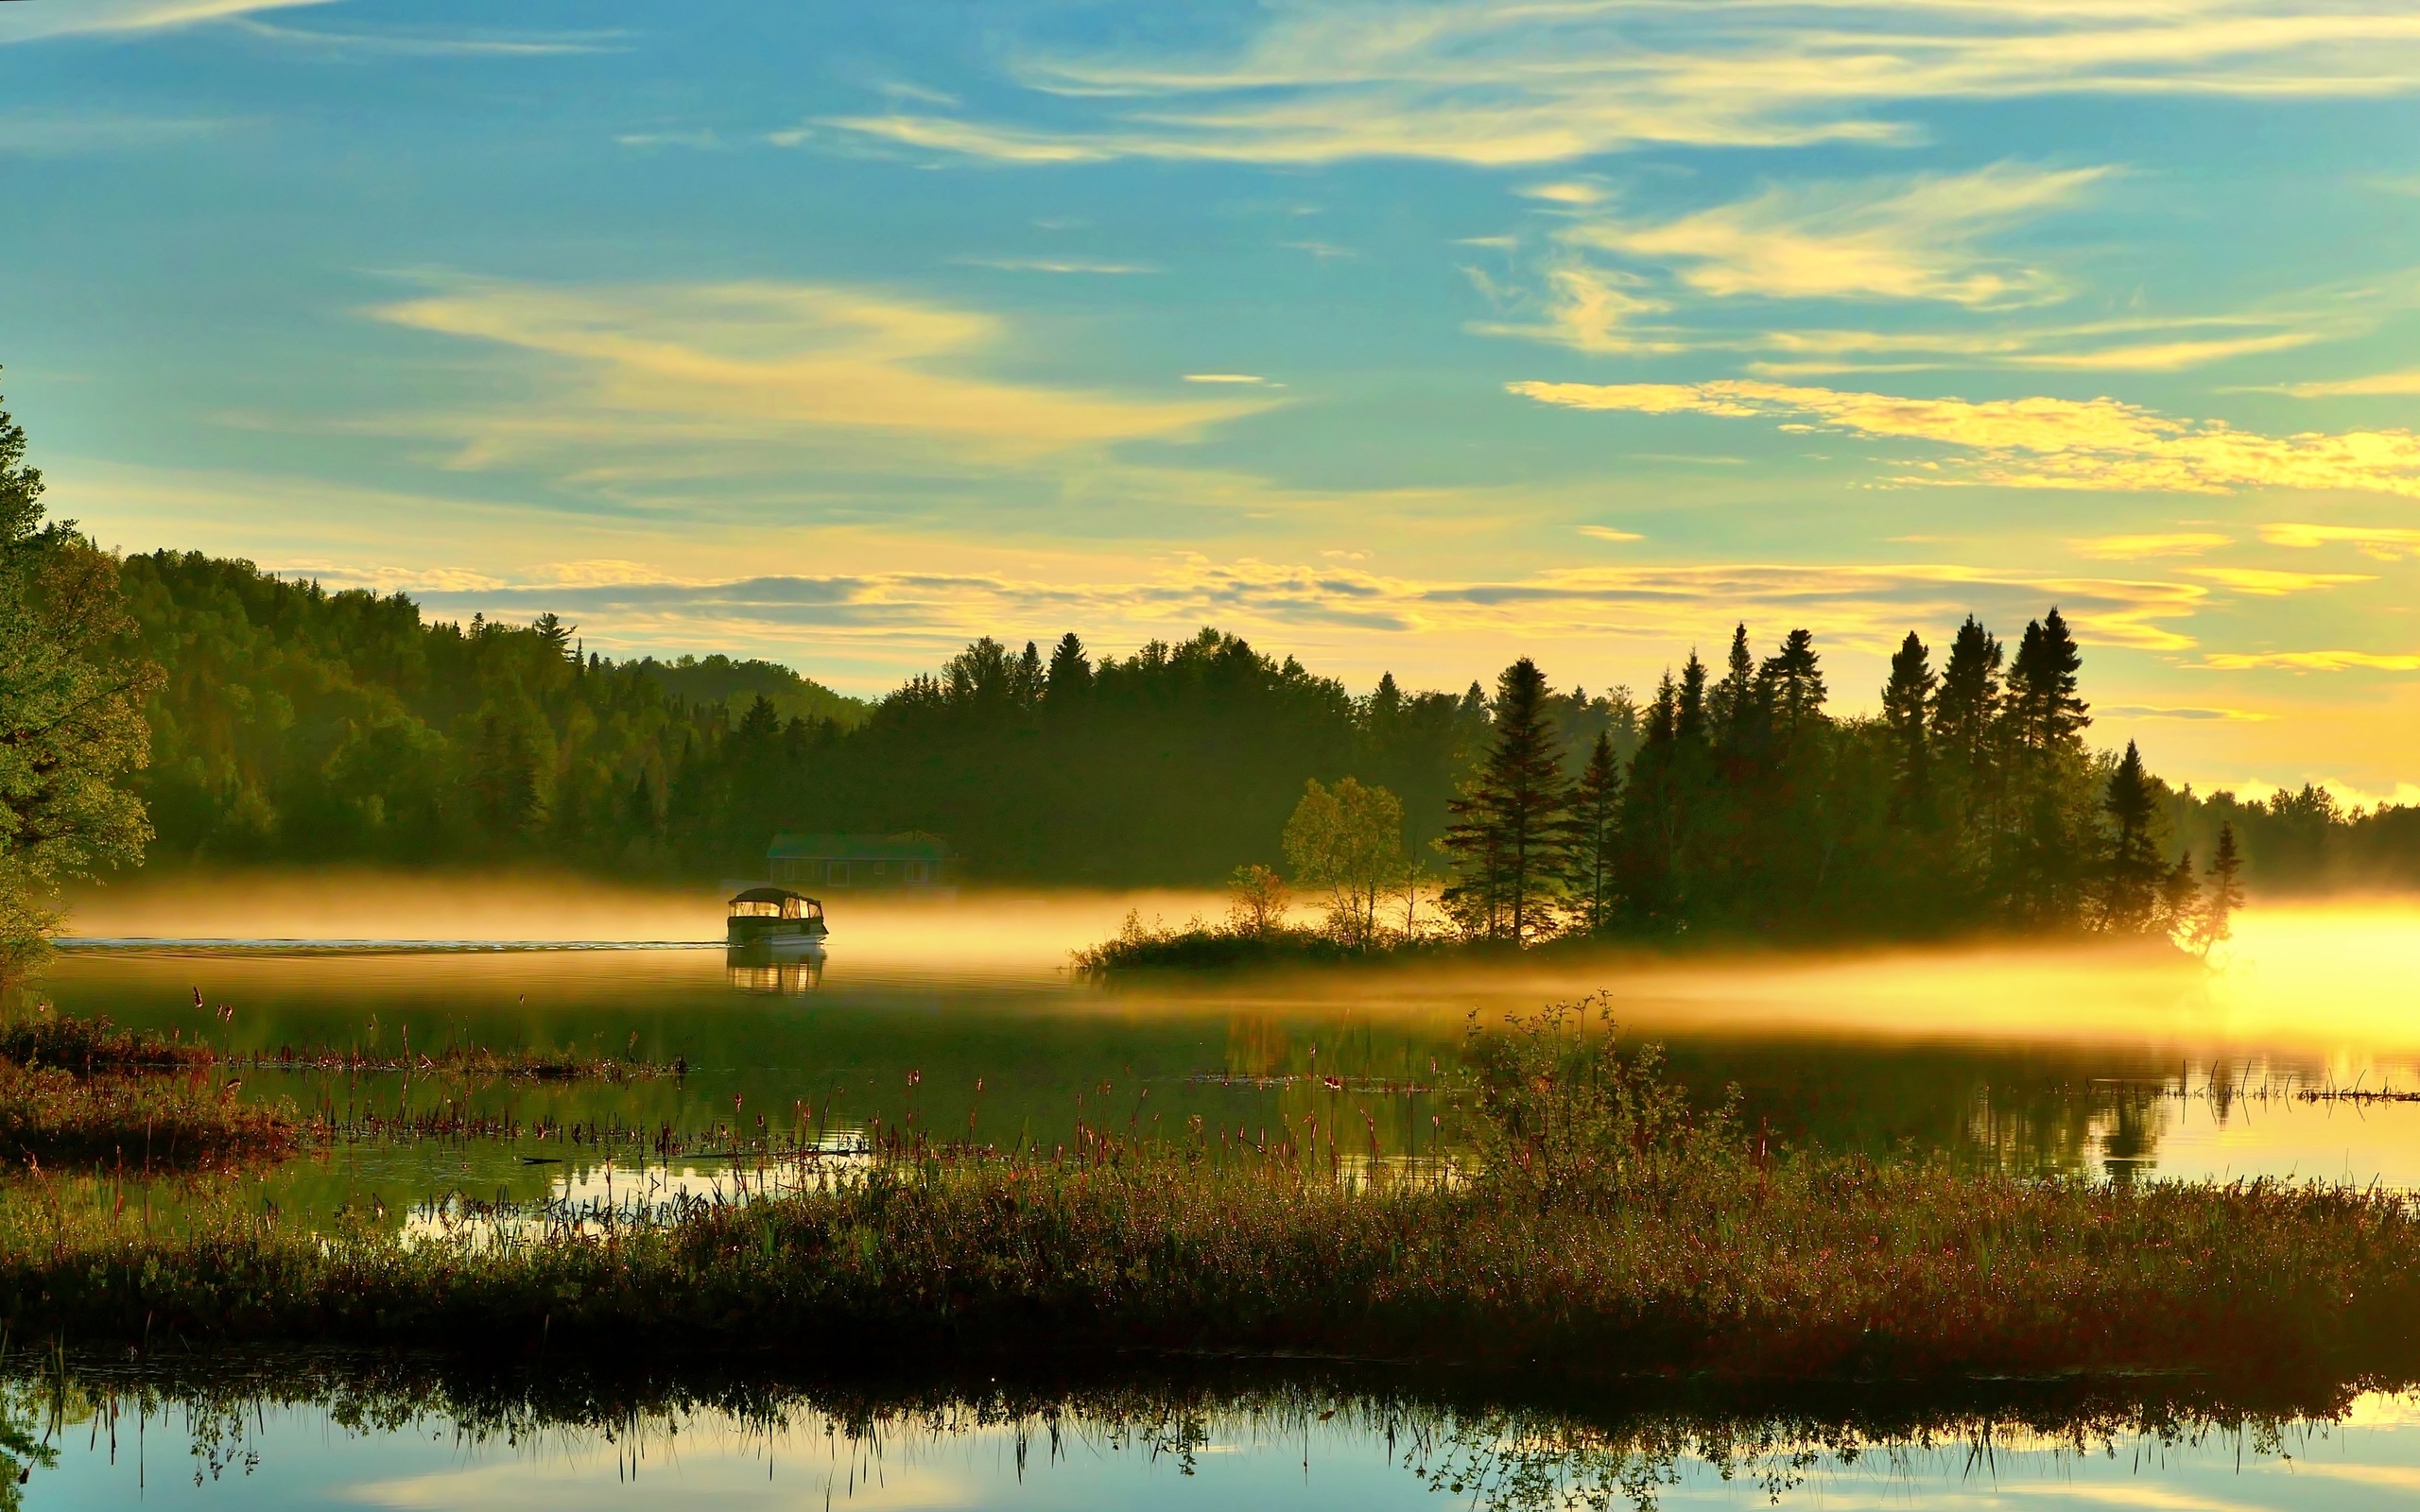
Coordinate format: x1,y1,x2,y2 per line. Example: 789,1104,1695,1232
726,918,829,954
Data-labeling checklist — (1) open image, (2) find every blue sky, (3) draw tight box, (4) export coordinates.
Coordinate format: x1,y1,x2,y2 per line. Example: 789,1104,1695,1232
7,0,2420,798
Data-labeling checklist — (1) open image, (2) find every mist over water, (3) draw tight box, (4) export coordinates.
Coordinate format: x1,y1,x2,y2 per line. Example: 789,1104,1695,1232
59,870,1232,970
19,886,2420,1506
31,875,2420,1193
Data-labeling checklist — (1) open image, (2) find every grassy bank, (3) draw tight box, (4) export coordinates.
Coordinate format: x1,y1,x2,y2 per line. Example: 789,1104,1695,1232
4,1143,2416,1382
4,1004,2417,1383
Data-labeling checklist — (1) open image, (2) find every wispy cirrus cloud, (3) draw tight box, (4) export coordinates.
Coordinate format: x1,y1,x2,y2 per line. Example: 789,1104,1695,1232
2260,522,2420,559
312,554,2216,660
1565,163,2108,307
228,19,626,58
1509,378,2420,499
2277,367,2420,397
365,276,1265,472
2100,703,2272,722
2202,649,2420,671
1476,163,2342,371
0,108,228,154
823,0,2420,167
2180,565,2375,595
0,0,330,43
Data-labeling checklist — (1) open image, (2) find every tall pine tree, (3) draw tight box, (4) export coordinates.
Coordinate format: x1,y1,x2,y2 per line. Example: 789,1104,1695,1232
1567,730,1623,934
1442,658,1569,943
1881,630,1934,818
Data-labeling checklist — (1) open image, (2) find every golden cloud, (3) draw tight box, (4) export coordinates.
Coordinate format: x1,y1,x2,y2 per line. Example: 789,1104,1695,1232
375,555,2214,658
2181,566,2377,595
827,2,2420,167
2202,650,2420,671
370,278,1263,467
1567,163,2105,307
2070,532,2233,560
1510,378,2420,498
2280,368,2420,397
2260,522,2420,559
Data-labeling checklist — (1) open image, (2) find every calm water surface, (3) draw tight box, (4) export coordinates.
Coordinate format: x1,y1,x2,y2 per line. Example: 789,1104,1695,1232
23,1372,2420,1511
29,895,2420,1211
14,891,2420,1508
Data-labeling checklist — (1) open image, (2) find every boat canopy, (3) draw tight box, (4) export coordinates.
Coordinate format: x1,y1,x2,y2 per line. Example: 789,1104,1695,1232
728,886,822,919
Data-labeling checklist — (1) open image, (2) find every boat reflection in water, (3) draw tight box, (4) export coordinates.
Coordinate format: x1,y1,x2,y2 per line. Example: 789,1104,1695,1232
725,949,824,993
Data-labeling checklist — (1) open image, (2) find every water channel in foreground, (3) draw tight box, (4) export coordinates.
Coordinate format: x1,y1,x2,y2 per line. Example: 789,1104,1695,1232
18,1366,2420,1511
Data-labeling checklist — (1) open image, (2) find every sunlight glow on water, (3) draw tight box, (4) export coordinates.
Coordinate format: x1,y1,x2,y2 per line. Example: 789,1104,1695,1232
25,893,2420,1192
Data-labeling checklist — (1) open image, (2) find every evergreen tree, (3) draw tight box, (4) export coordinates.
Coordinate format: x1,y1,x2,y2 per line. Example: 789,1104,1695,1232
1930,616,2002,773
1758,628,1826,747
1708,624,1757,757
1013,640,1045,706
1442,658,1570,943
2195,821,2245,952
1677,652,1709,745
2100,740,2162,930
1044,632,1093,709
1880,630,1934,816
2007,608,2090,755
1568,730,1623,934
2155,850,2201,939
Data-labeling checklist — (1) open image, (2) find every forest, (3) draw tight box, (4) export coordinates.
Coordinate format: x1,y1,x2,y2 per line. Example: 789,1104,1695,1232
4,389,2414,957
105,550,2415,918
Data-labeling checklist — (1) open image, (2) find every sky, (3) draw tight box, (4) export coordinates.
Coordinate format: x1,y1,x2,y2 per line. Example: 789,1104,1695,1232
5,0,2420,800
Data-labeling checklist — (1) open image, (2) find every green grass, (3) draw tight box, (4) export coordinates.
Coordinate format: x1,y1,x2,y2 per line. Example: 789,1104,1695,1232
4,1002,2418,1384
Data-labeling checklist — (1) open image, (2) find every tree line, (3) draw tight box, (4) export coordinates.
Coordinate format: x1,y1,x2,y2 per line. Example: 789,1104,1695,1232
1392,619,2252,947
2,385,2415,972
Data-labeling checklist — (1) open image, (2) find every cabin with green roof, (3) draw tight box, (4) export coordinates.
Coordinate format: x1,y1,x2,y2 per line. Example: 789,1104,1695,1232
767,832,957,894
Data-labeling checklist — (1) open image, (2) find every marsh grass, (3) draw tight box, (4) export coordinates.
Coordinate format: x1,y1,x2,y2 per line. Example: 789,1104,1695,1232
0,1061,301,1168
5,999,2420,1384
0,1009,212,1076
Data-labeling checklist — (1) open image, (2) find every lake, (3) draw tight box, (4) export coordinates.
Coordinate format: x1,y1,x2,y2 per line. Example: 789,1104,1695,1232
29,883,2420,1214
14,881,2420,1509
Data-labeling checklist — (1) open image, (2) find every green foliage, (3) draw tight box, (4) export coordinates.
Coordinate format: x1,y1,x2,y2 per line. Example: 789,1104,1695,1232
1460,996,1737,1213
633,653,868,730
1282,776,1406,948
0,387,156,980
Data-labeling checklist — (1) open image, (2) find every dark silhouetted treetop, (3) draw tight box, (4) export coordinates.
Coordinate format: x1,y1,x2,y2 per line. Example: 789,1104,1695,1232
2007,607,2089,755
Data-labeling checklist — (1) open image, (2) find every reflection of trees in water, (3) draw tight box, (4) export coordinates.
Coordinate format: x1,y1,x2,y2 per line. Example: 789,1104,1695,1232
7,1359,2353,1512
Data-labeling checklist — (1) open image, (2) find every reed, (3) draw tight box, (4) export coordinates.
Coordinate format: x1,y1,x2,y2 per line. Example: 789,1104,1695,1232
4,1002,2418,1384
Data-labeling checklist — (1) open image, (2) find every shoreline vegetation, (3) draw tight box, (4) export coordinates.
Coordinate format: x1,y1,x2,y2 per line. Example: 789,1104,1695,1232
6,1004,2420,1387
